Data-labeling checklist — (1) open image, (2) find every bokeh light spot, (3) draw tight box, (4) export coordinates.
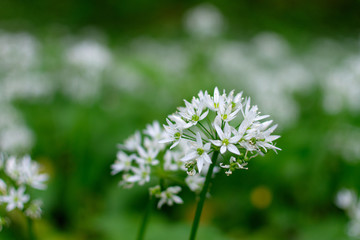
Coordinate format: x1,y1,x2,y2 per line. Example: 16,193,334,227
250,186,272,209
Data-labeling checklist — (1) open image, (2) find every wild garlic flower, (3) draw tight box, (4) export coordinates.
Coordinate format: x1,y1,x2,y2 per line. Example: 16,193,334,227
0,153,48,231
185,175,205,193
335,188,360,238
150,185,183,209
162,87,280,176
181,132,211,173
112,121,196,208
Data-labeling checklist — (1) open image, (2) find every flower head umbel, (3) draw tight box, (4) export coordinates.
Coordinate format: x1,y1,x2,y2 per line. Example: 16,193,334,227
0,153,48,231
111,121,204,208
162,87,281,176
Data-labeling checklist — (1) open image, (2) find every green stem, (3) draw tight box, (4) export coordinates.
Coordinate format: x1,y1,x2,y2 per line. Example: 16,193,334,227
189,151,219,240
136,196,154,240
198,122,214,139
27,218,35,240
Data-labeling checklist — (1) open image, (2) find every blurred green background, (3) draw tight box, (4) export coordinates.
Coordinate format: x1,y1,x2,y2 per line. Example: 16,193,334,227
1,0,360,239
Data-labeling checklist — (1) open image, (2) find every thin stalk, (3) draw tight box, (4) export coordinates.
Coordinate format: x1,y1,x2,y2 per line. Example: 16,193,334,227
206,118,215,137
198,122,213,139
27,218,35,240
187,128,197,137
189,151,219,240
183,134,196,141
136,196,154,240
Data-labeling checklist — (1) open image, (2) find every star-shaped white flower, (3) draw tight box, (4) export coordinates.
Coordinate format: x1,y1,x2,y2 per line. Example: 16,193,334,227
144,121,167,141
218,103,241,122
204,87,225,112
226,90,243,110
241,121,281,152
19,156,49,190
181,132,211,173
185,175,205,192
1,186,30,212
211,122,241,155
135,146,159,166
160,117,190,149
126,165,151,186
111,151,134,175
178,99,209,126
157,186,183,209
118,131,142,151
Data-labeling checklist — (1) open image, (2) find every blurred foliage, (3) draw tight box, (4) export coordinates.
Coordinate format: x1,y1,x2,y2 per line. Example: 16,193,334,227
1,0,360,239
1,0,360,39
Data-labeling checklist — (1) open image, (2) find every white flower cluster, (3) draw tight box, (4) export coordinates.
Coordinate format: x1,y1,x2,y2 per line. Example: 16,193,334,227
336,188,360,238
112,121,203,208
161,87,280,176
112,88,280,208
0,153,48,230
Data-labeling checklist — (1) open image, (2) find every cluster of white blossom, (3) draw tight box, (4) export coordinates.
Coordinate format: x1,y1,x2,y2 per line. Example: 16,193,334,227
336,188,360,238
112,121,206,208
161,87,280,177
0,153,48,231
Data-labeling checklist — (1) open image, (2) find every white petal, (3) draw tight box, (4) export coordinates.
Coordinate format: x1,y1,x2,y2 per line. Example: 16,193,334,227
266,135,280,142
199,110,209,121
203,143,211,151
220,145,227,154
230,134,241,143
195,132,203,147
181,151,198,162
210,140,222,146
157,198,166,209
197,158,204,173
223,123,231,138
172,195,184,204
203,154,212,164
214,87,219,102
126,175,140,183
137,146,147,158
170,141,180,149
228,144,240,155
159,138,173,144
6,203,15,211
215,124,225,140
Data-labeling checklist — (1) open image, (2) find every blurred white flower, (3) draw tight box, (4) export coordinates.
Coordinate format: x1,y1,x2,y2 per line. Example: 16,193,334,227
19,155,49,190
111,151,134,175
335,188,360,239
330,125,360,163
65,39,111,71
1,186,29,211
5,155,48,189
25,200,43,219
156,186,183,209
118,131,142,152
0,126,34,153
184,4,225,38
185,175,205,192
0,31,39,71
125,165,151,186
